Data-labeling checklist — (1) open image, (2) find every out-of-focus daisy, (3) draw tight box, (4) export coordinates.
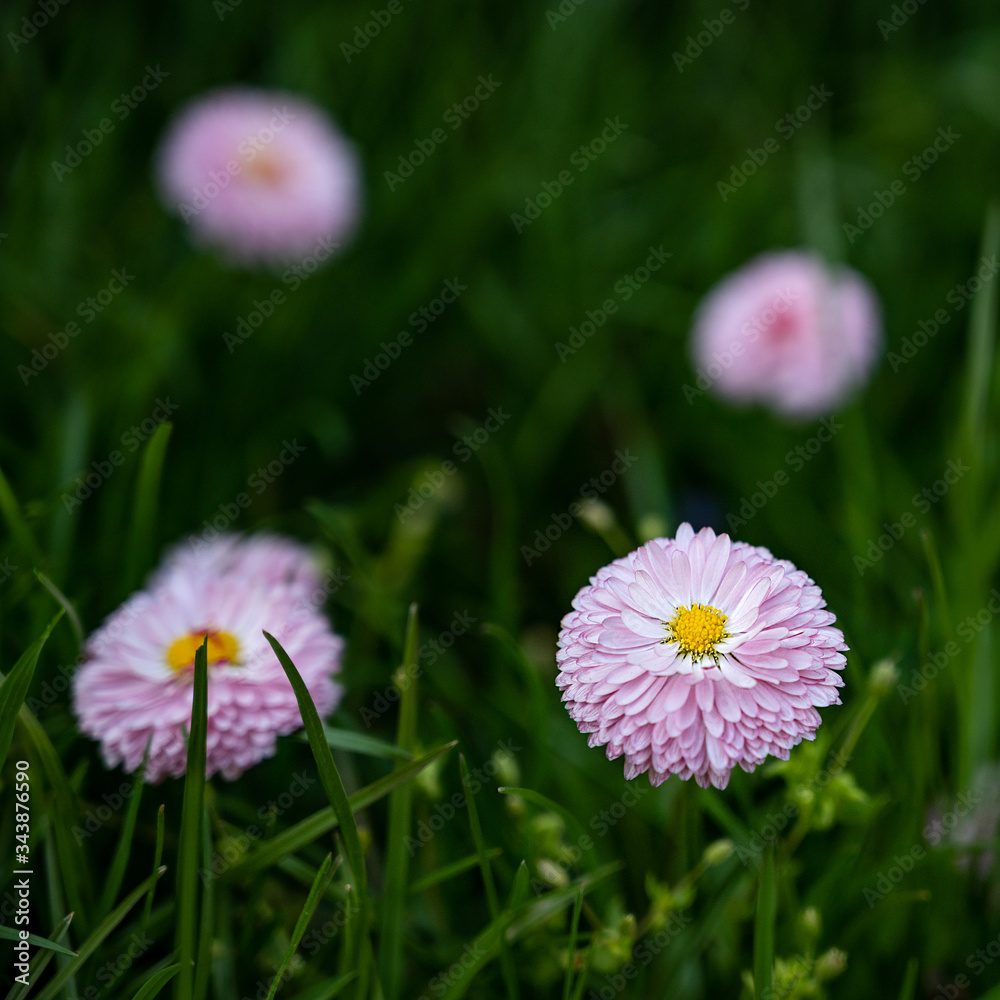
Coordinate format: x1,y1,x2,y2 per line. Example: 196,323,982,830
556,523,847,789
73,534,343,782
155,88,362,266
690,251,881,419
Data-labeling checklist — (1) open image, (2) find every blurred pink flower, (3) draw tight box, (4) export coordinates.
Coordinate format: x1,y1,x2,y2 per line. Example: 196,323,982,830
156,88,362,266
73,534,343,782
556,523,847,789
690,251,881,418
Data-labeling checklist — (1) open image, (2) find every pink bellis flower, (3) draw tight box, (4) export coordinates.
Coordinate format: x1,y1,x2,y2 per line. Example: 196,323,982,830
73,534,344,782
690,251,881,418
556,523,847,789
156,88,362,266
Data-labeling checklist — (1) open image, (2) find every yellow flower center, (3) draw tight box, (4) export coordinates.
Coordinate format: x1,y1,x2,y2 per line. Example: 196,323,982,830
167,630,240,673
665,604,729,662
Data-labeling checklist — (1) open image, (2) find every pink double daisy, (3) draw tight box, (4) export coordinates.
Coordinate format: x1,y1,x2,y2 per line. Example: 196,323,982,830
73,534,344,782
556,524,847,789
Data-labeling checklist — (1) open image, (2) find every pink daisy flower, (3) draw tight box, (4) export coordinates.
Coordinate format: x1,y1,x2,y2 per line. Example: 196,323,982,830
73,535,344,782
690,251,881,419
556,523,847,789
156,88,362,266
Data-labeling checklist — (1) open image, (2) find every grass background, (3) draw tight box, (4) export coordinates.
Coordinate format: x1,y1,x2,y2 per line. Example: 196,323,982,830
1,0,999,997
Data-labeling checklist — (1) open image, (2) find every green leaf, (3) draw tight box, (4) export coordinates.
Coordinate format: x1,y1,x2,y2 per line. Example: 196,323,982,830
563,888,584,1000
0,924,76,957
2,913,74,1000
194,803,215,1000
0,611,63,766
144,804,166,932
378,604,420,1000
301,727,412,761
753,845,777,1000
0,463,44,567
897,957,919,1000
33,867,167,1000
221,742,457,882
98,743,149,918
124,421,173,593
132,964,180,1000
963,202,1000,448
264,633,368,899
266,853,336,1000
175,638,209,1000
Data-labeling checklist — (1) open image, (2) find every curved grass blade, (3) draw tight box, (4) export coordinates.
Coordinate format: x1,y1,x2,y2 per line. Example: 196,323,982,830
562,888,584,1000
132,964,180,1000
124,421,173,594
265,853,336,1000
753,845,777,1000
34,867,167,1000
0,464,44,567
221,742,457,882
379,604,419,1000
34,570,83,648
0,924,76,957
2,913,74,1000
175,638,209,1000
0,610,63,765
300,727,412,761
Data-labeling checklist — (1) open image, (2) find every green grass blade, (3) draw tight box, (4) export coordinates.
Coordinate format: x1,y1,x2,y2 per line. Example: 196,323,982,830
265,632,368,900
194,803,215,1000
124,421,173,593
132,965,180,1000
291,972,358,1000
34,866,167,1000
379,603,419,1000
0,463,44,567
505,861,529,910
265,853,336,1000
144,804,166,932
409,849,503,894
0,924,76,957
0,610,63,765
221,742,457,882
562,888,584,1000
98,745,149,918
264,631,371,999
303,727,412,761
33,570,83,648
18,703,90,931
3,913,74,1000
897,957,919,1000
753,845,777,1000
175,638,209,1000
